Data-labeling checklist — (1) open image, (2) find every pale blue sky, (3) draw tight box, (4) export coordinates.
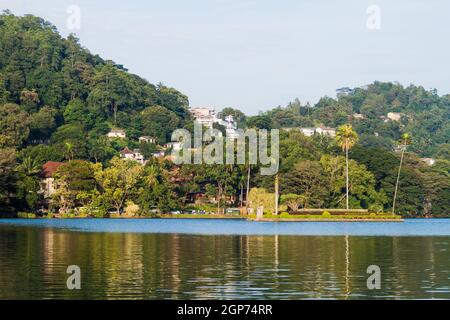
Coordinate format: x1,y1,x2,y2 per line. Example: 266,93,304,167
2,0,449,114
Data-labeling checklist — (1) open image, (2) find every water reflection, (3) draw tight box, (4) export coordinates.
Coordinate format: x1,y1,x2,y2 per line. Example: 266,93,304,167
0,226,449,299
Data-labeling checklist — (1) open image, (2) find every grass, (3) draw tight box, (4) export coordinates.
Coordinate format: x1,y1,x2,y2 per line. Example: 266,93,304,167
161,214,245,219
249,213,402,220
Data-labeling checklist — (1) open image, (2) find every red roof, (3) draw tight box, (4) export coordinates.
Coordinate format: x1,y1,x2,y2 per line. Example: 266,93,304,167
120,147,134,155
42,161,64,178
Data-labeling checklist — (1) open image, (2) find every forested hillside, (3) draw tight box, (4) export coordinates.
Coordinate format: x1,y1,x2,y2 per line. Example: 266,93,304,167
0,13,449,217
0,12,191,163
237,83,450,158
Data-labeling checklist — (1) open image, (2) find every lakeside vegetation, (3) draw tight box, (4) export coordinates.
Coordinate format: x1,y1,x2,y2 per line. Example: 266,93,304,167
0,13,449,219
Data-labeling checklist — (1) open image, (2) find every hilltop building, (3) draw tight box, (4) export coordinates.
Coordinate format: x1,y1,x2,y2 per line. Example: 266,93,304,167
107,129,126,139
190,107,240,138
139,136,156,144
299,126,336,137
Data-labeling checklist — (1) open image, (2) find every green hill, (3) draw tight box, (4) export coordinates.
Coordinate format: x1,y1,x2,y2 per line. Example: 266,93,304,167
0,12,191,164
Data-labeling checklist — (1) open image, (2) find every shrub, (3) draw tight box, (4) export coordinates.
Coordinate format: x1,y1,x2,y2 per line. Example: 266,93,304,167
125,201,140,217
322,211,331,218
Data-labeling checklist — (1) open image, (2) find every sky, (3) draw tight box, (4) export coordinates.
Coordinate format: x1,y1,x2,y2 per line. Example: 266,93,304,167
1,0,450,115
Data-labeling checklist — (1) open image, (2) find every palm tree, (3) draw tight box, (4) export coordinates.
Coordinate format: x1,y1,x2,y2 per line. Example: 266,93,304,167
19,156,40,176
64,141,74,161
392,133,412,215
336,124,359,210
145,165,159,187
274,174,279,215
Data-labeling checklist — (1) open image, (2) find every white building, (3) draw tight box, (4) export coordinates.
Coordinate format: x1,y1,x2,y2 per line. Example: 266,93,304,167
299,126,336,137
107,129,126,139
190,107,219,128
299,127,316,137
191,107,241,139
315,126,336,137
164,142,182,151
139,136,156,144
420,158,436,166
386,112,403,122
120,147,145,164
152,151,166,158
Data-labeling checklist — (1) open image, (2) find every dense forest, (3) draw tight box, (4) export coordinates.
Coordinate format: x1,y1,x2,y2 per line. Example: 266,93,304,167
225,83,450,158
0,13,449,217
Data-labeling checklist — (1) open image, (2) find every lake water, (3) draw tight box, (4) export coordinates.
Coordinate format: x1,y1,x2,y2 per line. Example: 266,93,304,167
0,218,449,299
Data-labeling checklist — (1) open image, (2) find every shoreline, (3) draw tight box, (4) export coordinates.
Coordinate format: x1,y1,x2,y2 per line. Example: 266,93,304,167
248,218,404,222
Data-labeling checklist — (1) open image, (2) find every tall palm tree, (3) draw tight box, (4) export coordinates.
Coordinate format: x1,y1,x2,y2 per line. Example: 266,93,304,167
336,124,359,210
392,133,412,215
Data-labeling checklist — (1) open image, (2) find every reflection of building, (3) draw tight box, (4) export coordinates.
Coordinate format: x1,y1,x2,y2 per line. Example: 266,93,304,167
40,161,64,198
107,129,126,139
120,147,145,164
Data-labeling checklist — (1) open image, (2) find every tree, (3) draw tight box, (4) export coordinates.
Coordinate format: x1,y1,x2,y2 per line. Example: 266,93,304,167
280,194,305,212
221,107,247,128
248,188,275,214
19,89,40,112
95,157,143,215
0,147,17,212
281,160,328,208
335,124,358,209
141,105,180,144
392,133,412,215
0,103,30,147
29,106,58,142
53,160,97,212
320,155,387,210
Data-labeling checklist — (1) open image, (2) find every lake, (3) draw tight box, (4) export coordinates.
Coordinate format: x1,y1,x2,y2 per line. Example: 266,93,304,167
0,218,449,299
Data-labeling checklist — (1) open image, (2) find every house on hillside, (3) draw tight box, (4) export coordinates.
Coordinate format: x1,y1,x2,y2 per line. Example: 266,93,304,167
40,161,64,198
420,158,436,166
163,142,182,151
120,147,145,164
386,112,403,122
139,136,156,144
190,107,218,128
316,126,336,137
299,126,336,137
107,129,126,139
299,127,316,137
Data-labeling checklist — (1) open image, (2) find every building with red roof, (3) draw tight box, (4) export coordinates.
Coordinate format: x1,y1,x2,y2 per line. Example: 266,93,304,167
40,161,64,198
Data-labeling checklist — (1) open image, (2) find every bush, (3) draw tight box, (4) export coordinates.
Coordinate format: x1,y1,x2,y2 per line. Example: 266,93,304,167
280,212,291,218
17,212,36,218
125,201,140,217
322,211,331,218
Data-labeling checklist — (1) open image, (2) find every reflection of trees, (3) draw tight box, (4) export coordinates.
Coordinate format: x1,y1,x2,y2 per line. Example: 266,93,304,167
1,228,449,299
